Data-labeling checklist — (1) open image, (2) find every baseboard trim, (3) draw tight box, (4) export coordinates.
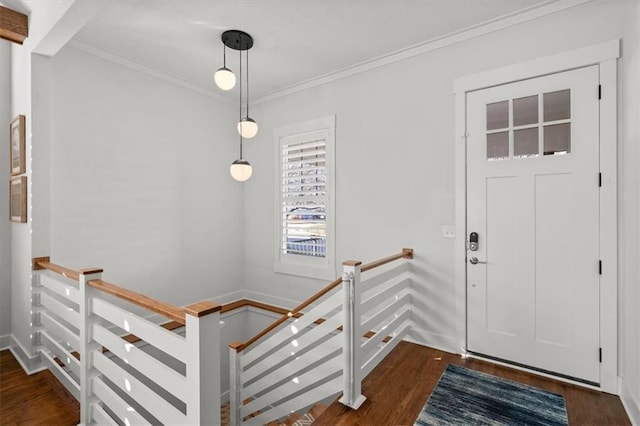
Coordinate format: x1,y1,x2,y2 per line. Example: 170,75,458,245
407,327,458,354
209,290,248,306
621,378,640,425
0,334,10,350
242,290,299,312
9,335,45,375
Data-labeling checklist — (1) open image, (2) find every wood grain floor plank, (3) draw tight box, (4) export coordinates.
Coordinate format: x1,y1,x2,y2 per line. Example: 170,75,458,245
0,350,79,425
315,342,630,426
1,343,631,426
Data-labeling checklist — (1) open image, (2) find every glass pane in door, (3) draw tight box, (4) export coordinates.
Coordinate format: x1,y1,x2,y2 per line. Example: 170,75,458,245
487,132,509,160
514,128,539,158
544,90,571,122
544,123,571,155
487,101,509,130
513,95,538,126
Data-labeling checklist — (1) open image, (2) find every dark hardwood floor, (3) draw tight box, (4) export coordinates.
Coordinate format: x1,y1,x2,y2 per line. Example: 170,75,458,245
0,350,79,425
315,341,631,426
0,343,631,425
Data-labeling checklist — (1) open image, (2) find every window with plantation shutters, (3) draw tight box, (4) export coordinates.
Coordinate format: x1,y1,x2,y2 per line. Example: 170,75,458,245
281,137,327,257
274,116,335,280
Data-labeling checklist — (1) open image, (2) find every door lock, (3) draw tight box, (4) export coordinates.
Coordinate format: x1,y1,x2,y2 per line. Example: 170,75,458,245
469,232,479,251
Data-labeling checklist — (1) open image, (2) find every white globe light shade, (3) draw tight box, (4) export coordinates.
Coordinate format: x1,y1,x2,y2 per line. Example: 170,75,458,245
214,67,236,91
230,159,253,182
237,117,258,139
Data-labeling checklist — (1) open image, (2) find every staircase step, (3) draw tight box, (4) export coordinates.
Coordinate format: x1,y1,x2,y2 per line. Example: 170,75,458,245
221,401,230,426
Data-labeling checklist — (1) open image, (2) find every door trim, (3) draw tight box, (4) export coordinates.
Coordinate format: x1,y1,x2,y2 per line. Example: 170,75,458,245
453,39,620,394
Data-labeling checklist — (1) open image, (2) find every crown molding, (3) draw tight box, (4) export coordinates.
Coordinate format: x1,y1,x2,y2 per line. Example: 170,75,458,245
65,0,590,107
66,39,233,104
252,0,591,105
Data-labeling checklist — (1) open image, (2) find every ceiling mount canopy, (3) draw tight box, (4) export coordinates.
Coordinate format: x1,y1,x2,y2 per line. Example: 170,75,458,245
221,29,254,51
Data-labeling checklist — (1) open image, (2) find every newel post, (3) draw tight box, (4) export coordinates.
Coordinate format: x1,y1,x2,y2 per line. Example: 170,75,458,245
339,260,367,409
229,341,243,426
184,301,221,426
78,268,104,426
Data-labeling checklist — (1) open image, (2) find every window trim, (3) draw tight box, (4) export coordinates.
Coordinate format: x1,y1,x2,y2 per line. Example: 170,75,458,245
273,115,336,280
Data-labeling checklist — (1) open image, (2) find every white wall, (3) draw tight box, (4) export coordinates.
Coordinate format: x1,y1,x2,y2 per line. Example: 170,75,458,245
11,14,36,366
7,0,103,369
9,0,244,367
243,0,640,398
0,41,12,347
621,0,640,422
48,46,244,306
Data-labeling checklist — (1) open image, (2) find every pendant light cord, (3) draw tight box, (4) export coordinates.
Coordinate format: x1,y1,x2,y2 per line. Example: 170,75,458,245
239,47,243,159
246,49,250,118
223,43,227,68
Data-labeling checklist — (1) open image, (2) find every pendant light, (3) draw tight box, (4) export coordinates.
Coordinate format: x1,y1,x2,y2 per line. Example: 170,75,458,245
230,158,252,181
214,43,235,91
229,31,253,181
237,47,258,138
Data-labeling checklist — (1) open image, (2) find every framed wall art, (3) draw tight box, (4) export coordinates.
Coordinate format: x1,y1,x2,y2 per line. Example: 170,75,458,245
10,114,25,176
9,176,27,223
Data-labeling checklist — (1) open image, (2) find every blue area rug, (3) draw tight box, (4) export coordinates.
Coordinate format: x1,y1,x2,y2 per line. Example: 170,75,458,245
415,364,568,425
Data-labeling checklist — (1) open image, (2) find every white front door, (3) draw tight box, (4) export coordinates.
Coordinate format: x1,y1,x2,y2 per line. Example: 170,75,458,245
466,65,600,384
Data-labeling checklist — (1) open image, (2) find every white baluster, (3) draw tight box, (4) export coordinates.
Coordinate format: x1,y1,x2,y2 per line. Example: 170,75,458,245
184,302,221,425
339,260,367,409
78,268,104,426
229,342,243,425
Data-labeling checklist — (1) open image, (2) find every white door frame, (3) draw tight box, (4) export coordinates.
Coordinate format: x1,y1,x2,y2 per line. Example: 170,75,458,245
453,39,620,394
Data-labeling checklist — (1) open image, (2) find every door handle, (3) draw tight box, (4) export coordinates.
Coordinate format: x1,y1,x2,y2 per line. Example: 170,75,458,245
469,256,487,265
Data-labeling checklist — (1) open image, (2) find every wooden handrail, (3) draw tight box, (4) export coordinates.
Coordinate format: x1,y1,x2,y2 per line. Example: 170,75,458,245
32,257,105,283
33,256,221,325
235,276,344,352
233,248,414,353
184,301,221,317
88,279,187,325
361,248,413,273
38,262,80,281
33,257,97,283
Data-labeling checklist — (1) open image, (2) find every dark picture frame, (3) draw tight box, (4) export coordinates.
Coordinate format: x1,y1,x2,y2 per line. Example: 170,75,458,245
9,176,27,223
10,114,26,176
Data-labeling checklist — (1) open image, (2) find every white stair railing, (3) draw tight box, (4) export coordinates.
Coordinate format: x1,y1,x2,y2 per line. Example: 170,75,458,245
359,257,413,378
32,258,221,426
229,280,344,426
32,258,86,400
229,248,413,425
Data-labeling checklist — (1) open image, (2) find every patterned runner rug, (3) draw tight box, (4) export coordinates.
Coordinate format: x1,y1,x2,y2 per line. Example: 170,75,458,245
415,364,568,425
